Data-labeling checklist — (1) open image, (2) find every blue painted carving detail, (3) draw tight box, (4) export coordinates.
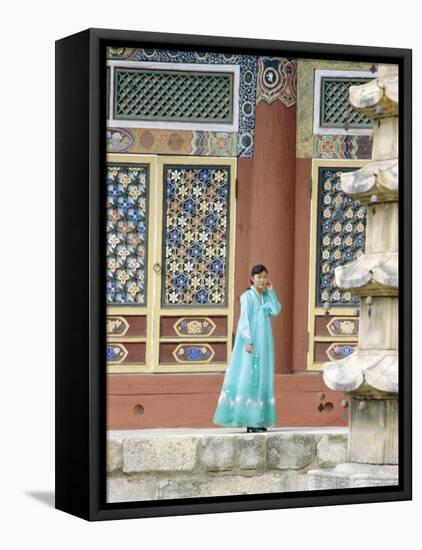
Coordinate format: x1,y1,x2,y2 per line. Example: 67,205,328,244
175,344,213,362
328,343,357,361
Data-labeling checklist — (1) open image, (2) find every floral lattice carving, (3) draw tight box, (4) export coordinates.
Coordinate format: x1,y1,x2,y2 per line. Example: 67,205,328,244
162,166,230,307
317,167,367,306
106,164,148,305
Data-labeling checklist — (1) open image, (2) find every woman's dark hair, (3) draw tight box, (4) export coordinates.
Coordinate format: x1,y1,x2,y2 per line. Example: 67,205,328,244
246,264,268,290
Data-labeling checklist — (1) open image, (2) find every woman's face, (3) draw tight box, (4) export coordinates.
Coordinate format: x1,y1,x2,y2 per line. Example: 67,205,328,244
251,270,268,291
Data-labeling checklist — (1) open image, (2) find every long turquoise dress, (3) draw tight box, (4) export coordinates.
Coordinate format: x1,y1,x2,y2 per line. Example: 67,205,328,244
213,286,282,427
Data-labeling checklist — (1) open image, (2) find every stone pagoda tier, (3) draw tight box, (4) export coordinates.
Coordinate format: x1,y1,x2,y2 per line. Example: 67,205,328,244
308,64,399,489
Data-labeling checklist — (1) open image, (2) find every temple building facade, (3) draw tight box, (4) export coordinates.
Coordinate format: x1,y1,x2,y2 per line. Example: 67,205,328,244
105,47,379,430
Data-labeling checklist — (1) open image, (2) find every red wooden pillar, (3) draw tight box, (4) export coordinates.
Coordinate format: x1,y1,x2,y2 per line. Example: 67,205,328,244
235,101,296,374
292,158,312,372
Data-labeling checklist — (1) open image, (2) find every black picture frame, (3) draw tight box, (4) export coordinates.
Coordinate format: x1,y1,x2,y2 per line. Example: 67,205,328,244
55,27,412,521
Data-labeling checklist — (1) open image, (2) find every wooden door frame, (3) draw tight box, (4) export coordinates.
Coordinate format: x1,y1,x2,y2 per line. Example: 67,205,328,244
106,153,237,373
307,158,368,371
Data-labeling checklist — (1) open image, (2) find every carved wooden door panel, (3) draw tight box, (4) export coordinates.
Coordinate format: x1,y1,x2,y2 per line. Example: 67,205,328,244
106,154,236,373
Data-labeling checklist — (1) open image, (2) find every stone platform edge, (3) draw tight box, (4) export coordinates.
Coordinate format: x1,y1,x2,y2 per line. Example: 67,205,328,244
107,428,350,501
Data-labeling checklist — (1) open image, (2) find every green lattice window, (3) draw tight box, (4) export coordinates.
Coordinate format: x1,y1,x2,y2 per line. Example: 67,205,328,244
114,68,234,123
320,77,373,129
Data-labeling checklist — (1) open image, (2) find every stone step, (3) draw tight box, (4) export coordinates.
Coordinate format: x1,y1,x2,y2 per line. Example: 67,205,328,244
308,462,399,489
107,427,349,502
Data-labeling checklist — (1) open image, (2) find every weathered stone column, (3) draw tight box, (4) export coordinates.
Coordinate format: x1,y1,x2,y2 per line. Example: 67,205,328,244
308,64,399,489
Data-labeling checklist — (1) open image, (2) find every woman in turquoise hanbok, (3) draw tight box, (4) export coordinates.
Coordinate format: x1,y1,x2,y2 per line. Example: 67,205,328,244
213,264,282,433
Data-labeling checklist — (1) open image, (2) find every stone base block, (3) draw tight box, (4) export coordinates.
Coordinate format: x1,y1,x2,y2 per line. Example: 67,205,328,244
307,462,399,490
106,427,349,502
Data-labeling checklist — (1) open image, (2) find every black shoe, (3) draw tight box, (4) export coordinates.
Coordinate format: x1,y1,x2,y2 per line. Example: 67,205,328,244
259,427,268,432
246,426,260,433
